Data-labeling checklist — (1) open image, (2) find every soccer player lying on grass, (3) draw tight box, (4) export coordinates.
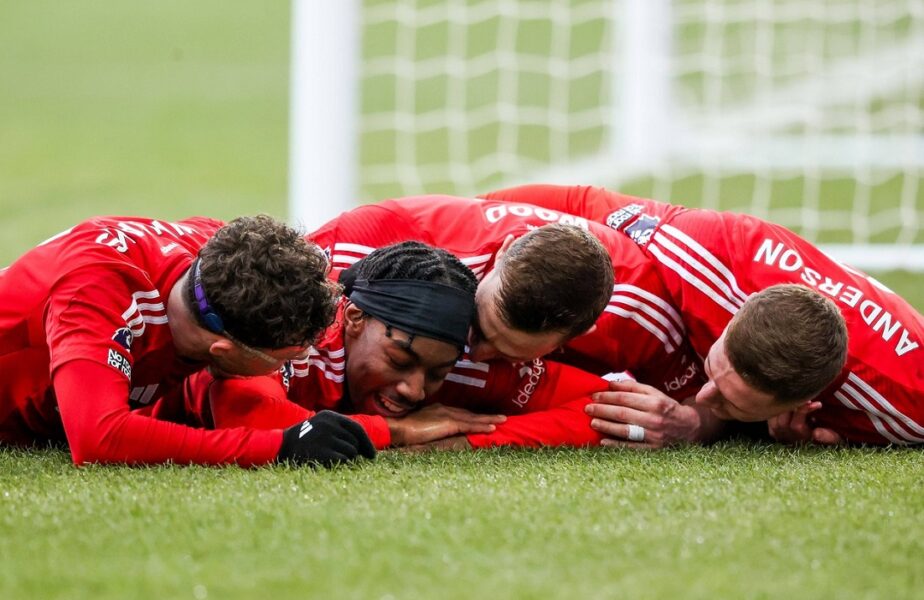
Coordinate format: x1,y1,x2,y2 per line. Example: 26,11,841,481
307,194,712,423
171,242,617,450
484,184,924,447
0,214,376,467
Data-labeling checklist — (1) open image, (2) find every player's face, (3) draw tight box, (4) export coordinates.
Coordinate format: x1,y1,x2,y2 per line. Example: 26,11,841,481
344,311,460,418
694,333,790,422
468,269,569,363
210,340,311,378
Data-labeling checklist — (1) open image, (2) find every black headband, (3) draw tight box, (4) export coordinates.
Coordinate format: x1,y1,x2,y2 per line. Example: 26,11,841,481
348,279,475,348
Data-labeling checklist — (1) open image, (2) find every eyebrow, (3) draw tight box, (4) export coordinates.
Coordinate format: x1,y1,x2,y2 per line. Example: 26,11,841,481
390,339,459,368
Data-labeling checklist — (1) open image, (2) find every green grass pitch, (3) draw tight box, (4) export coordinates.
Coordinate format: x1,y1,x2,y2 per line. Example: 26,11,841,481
2,445,923,599
0,2,922,598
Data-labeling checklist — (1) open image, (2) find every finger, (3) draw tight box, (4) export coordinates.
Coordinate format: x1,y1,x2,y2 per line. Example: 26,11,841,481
351,427,376,459
812,428,844,446
327,436,360,460
443,407,507,423
586,405,664,430
429,436,471,451
599,438,653,450
587,416,628,439
606,378,658,394
334,413,370,440
329,415,376,458
589,419,655,443
592,419,668,445
802,401,824,414
589,390,668,411
771,410,793,430
454,422,497,435
393,444,429,453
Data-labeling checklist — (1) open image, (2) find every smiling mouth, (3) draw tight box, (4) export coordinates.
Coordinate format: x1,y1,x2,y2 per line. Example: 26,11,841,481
373,394,414,417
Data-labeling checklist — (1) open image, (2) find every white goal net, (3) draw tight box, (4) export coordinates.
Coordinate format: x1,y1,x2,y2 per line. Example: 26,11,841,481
290,0,924,268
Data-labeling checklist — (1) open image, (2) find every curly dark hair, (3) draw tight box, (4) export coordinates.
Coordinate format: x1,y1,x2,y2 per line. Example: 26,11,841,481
188,214,340,348
339,241,477,295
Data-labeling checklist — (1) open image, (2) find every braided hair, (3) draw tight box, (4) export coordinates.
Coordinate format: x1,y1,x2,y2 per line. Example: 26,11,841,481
340,241,476,296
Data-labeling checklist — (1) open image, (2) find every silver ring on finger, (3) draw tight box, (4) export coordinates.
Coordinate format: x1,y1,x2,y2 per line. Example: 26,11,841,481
627,424,646,442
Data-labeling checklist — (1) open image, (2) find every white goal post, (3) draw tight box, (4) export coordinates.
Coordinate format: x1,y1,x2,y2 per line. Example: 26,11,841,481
290,0,924,270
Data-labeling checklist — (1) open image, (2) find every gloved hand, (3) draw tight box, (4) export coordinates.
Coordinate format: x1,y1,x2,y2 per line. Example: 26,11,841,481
277,410,376,467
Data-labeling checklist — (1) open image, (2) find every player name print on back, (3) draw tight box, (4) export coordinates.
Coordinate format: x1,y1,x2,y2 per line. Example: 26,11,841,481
755,239,920,357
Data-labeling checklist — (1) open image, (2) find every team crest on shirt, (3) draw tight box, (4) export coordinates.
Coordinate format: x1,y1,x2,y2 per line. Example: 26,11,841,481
623,214,660,246
605,204,644,231
112,327,134,350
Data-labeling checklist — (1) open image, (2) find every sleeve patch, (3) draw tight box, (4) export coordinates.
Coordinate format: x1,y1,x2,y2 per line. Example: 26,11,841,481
107,348,132,378
624,215,660,245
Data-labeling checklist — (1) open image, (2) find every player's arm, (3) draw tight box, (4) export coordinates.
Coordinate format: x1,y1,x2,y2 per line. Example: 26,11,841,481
56,361,375,467
433,360,609,448
49,270,373,467
203,372,502,450
204,374,393,450
55,360,282,466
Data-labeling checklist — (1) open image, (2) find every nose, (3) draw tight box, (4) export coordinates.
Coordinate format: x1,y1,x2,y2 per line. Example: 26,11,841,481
396,369,427,404
695,381,719,408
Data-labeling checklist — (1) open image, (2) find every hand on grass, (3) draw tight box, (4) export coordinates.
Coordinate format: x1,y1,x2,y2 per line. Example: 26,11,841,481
398,435,473,452
277,410,376,467
387,404,504,447
585,379,706,448
767,401,843,446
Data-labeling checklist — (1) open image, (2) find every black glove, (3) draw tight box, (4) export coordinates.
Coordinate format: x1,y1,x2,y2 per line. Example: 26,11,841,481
277,410,376,467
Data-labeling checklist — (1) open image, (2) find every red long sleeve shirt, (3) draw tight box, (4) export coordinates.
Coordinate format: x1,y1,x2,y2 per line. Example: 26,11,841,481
176,301,613,449
0,216,281,465
483,184,924,446
308,195,703,399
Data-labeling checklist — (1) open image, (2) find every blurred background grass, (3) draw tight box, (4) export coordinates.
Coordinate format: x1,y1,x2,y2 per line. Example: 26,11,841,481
1,0,921,308
0,1,290,263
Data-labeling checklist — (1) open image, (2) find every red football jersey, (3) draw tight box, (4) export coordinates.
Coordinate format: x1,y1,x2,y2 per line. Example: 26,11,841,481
308,195,703,399
0,216,282,465
187,300,611,448
486,185,924,446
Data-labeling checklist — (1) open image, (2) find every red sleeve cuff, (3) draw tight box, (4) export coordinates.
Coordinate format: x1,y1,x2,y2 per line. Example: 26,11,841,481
348,414,392,449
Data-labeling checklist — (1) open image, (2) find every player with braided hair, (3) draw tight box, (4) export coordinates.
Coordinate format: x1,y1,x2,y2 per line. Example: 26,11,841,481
308,194,704,403
178,239,624,451
338,240,479,293
178,241,512,449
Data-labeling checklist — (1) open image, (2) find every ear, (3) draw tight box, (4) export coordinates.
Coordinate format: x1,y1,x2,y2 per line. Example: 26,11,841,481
578,324,597,337
343,303,367,337
495,233,516,262
208,338,235,359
